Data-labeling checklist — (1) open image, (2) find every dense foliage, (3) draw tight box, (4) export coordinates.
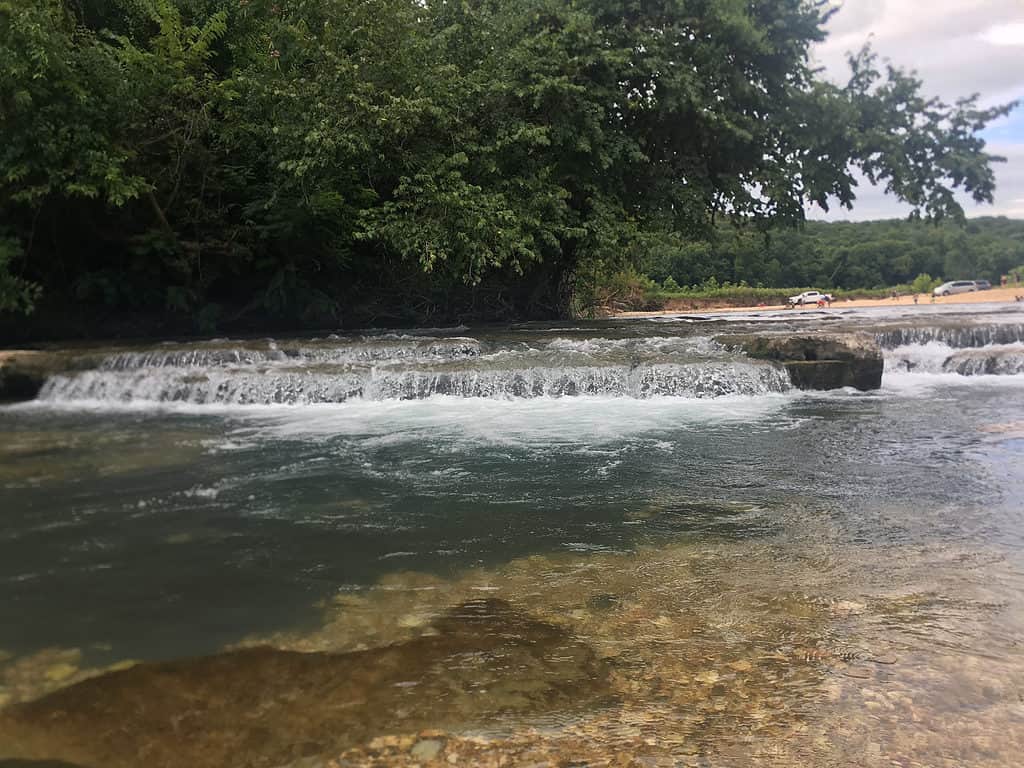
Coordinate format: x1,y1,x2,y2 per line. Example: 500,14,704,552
0,0,1017,337
642,216,1024,291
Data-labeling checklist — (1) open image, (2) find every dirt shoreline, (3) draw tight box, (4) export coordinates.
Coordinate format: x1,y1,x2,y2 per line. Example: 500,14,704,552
615,285,1024,318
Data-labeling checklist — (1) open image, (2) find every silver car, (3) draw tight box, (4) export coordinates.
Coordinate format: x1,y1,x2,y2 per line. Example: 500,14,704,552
933,280,977,297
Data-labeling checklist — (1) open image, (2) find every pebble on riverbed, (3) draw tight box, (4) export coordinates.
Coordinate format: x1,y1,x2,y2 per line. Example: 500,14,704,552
409,738,445,761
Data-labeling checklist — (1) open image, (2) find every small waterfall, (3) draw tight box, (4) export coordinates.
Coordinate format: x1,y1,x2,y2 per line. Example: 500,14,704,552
876,324,1024,349
878,323,1024,379
100,348,288,369
364,363,791,401
885,342,956,374
36,336,791,405
884,341,1024,377
943,346,1024,376
98,337,483,370
38,369,368,405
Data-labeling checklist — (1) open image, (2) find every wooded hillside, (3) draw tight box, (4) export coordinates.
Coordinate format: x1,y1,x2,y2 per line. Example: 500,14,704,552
642,216,1024,291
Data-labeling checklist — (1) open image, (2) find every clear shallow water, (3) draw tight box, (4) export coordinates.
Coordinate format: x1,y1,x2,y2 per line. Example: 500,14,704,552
2,306,1024,766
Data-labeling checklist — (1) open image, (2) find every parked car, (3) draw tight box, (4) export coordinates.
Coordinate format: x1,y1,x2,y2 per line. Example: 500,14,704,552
932,280,977,296
788,290,834,306
974,280,992,290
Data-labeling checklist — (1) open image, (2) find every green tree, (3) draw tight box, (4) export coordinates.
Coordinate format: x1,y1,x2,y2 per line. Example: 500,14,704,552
910,273,939,294
0,234,40,313
0,0,1018,335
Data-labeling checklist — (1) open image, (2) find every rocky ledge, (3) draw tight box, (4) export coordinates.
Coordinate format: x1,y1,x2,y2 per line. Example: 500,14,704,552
717,332,884,391
0,352,61,402
0,350,107,402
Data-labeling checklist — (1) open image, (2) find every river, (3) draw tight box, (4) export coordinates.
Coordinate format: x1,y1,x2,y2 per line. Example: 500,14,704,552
1,304,1023,766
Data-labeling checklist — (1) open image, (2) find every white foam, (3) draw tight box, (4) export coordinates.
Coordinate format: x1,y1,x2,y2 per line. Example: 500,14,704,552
882,370,1024,397
226,393,798,447
36,358,790,406
885,341,1024,379
885,342,958,374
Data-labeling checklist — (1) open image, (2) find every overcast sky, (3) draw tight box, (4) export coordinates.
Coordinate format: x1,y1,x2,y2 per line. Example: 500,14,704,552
806,0,1024,221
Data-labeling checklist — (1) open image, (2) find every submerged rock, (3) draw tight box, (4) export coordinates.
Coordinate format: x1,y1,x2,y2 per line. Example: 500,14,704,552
0,599,611,768
717,332,884,391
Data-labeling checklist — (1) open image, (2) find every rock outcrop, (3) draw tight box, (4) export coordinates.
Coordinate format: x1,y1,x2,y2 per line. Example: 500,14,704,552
0,350,107,402
717,332,884,391
943,346,1024,376
0,352,61,402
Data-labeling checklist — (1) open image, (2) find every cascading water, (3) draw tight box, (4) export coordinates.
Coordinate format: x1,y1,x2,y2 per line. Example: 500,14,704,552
28,316,1024,406
36,334,793,405
96,336,484,369
876,323,1024,350
878,323,1024,377
944,346,1024,376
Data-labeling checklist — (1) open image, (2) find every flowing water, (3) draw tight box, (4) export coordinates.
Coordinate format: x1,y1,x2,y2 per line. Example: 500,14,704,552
1,304,1024,767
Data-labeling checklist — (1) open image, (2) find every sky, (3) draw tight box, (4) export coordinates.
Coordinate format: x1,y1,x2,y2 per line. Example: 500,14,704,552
806,0,1024,221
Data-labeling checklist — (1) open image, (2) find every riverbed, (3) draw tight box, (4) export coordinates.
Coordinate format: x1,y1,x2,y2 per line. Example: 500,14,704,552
1,305,1023,767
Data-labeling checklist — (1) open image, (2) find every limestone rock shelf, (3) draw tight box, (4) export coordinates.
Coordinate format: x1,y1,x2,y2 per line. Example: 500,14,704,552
717,332,884,391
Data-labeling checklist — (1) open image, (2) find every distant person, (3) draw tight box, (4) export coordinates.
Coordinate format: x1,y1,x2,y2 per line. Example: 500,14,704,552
913,294,919,305
1002,274,1009,287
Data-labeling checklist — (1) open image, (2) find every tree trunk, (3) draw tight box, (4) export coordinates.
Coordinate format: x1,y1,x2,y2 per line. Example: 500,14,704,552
147,191,175,238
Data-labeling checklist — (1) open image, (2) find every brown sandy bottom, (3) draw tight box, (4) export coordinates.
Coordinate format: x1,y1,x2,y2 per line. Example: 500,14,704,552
1,537,1023,768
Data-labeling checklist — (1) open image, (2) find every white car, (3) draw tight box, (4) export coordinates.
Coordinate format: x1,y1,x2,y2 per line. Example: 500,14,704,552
788,290,834,306
933,280,977,297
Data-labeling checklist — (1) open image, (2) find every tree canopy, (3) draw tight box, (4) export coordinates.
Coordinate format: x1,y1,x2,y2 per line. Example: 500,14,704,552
0,0,1017,336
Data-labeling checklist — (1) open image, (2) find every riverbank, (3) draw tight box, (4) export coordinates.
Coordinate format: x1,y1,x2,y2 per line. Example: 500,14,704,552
615,285,1024,317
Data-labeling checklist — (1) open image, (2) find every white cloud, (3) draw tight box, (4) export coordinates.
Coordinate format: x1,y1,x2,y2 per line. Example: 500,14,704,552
980,21,1024,46
808,144,1024,222
806,1,1024,220
814,1,1024,104
982,144,1024,218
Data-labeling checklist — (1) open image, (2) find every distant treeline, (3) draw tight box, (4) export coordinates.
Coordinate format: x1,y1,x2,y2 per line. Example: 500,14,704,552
641,217,1024,292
